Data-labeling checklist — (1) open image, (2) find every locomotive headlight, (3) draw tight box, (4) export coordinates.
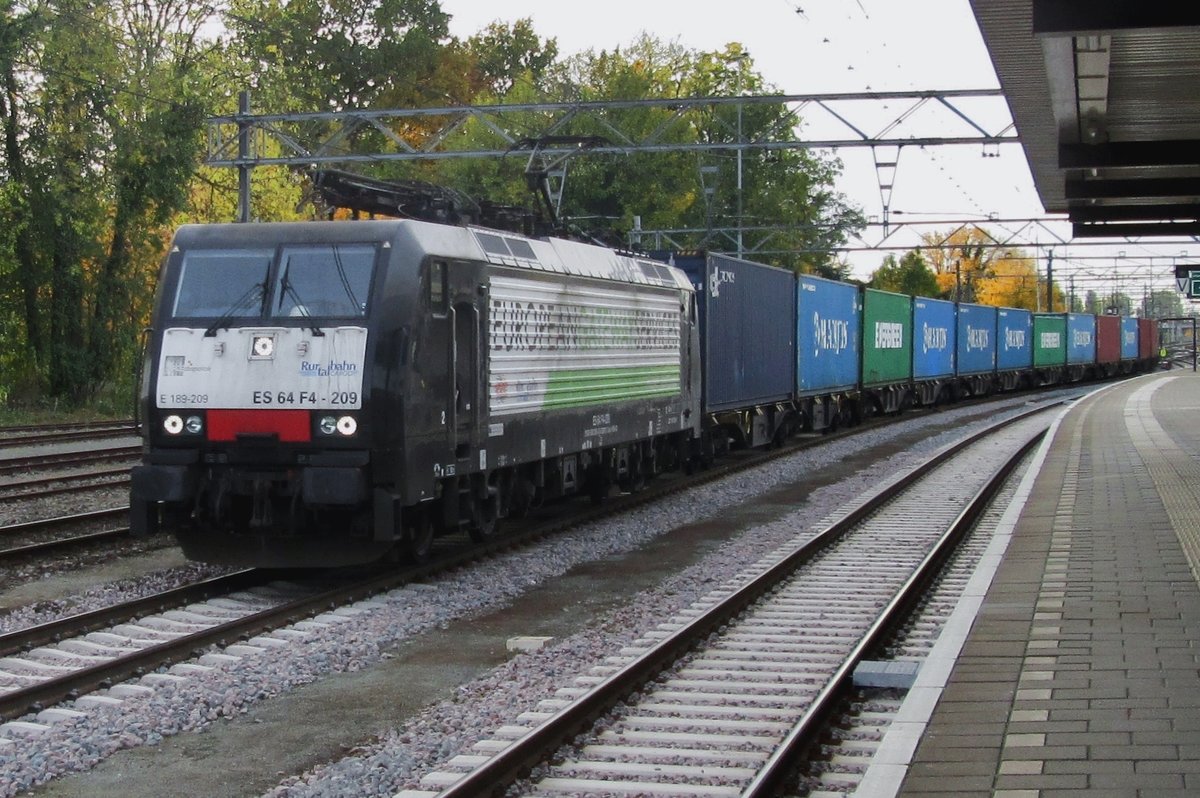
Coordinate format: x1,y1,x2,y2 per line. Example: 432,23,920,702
163,414,184,435
184,415,204,435
318,415,358,436
251,334,275,359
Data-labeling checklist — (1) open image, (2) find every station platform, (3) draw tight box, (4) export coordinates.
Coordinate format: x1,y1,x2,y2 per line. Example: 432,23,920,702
861,369,1200,797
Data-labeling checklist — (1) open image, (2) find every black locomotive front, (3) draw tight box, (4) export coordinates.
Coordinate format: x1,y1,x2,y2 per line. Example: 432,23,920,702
131,222,410,567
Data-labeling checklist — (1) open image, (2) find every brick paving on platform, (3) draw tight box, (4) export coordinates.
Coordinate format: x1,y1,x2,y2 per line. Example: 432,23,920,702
892,371,1200,797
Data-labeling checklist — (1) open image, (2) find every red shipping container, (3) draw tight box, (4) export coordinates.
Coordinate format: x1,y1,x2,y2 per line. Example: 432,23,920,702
1096,315,1121,364
1138,318,1159,360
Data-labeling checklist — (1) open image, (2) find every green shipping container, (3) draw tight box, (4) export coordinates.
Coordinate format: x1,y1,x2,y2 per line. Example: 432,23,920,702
862,288,913,386
1033,313,1067,367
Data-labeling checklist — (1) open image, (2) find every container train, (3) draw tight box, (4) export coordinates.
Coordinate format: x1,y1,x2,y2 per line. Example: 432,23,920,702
131,221,1159,568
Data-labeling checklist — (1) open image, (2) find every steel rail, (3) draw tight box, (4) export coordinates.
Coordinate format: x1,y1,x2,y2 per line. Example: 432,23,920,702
0,398,1062,725
0,528,131,564
0,508,128,539
0,426,137,449
432,403,1058,797
0,408,995,722
742,429,1045,795
0,470,129,499
0,420,133,436
0,447,140,476
0,570,268,659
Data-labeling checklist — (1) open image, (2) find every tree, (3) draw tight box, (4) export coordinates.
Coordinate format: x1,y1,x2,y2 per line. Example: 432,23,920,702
0,0,214,404
975,253,1054,311
869,251,940,297
464,18,558,96
919,225,1063,310
517,37,862,274
1140,289,1183,319
227,0,450,112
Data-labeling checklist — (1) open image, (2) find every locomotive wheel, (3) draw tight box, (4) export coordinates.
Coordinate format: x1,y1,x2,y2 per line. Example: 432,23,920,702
404,511,434,563
467,493,500,542
618,463,646,494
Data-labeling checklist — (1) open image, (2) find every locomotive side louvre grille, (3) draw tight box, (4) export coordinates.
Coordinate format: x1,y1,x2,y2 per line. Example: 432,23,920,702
487,275,684,417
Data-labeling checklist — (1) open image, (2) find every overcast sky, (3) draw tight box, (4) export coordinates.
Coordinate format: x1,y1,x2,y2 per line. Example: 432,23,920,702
440,0,1197,290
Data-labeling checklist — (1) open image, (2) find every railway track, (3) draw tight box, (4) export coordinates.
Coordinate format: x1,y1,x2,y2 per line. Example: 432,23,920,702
797,457,1026,795
0,446,140,477
0,421,136,449
0,508,131,564
0,391,1075,792
399,402,1052,796
0,399,1054,732
0,468,129,499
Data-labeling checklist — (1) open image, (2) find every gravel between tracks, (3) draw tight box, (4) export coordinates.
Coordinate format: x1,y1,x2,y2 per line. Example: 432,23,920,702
0,396,1064,796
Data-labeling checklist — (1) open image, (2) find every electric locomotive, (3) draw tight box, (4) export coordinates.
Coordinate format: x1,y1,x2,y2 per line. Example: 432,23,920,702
132,220,701,567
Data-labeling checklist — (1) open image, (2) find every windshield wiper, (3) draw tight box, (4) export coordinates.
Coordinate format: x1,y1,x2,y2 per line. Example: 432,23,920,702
331,245,361,311
204,282,265,337
279,268,325,337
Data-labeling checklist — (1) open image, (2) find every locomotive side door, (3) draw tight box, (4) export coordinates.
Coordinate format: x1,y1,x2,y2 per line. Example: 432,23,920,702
451,298,480,459
447,263,488,463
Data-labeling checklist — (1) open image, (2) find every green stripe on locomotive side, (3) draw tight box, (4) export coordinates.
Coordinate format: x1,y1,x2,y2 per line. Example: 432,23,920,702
542,365,680,409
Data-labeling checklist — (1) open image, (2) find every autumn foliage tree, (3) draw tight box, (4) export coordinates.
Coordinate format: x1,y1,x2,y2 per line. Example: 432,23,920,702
0,3,866,408
918,226,1063,311
869,251,941,297
0,0,210,404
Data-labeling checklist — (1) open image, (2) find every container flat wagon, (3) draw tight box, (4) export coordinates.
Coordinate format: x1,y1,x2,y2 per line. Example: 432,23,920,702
1095,314,1121,377
997,307,1033,390
668,252,796,449
796,273,862,431
861,288,914,413
957,302,998,396
1120,317,1139,370
1066,313,1097,380
1137,317,1160,368
912,297,956,405
1033,313,1068,384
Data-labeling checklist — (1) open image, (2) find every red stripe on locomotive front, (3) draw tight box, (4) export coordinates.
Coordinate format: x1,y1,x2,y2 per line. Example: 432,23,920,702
206,409,312,442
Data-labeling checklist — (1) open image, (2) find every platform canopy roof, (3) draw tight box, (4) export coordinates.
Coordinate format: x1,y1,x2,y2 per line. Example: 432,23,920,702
969,1,1200,238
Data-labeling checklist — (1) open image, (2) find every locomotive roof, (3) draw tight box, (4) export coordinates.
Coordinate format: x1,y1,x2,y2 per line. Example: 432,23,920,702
171,220,693,293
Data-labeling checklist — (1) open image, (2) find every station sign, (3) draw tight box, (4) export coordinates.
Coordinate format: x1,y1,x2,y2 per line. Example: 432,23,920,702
1174,264,1200,298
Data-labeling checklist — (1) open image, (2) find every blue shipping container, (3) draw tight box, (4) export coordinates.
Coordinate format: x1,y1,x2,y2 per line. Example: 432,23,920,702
997,308,1033,371
913,297,956,379
796,274,861,395
957,303,998,375
669,253,795,413
1067,313,1097,365
1120,317,1139,360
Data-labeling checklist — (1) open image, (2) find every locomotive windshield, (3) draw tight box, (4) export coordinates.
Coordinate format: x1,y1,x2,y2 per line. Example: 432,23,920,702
274,244,373,318
172,249,271,318
171,243,376,320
